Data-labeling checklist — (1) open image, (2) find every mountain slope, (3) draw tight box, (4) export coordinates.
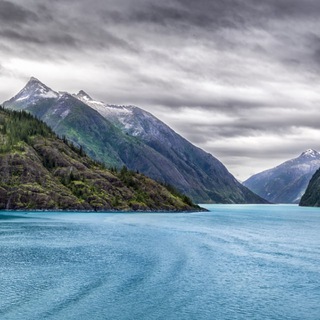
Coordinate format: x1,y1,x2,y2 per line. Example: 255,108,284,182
0,107,200,211
3,77,267,204
299,168,320,207
243,149,320,203
75,91,268,204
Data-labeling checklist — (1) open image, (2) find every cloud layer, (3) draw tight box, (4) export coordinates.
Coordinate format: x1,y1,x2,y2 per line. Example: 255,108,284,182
1,0,320,179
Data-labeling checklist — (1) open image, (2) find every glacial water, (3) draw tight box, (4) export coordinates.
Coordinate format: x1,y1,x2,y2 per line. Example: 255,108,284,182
0,204,319,320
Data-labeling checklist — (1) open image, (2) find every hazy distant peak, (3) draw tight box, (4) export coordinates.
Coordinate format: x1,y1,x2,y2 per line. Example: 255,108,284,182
244,148,320,204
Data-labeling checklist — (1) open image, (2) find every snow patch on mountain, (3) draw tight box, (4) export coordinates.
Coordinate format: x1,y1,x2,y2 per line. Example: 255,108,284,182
40,91,58,99
300,149,319,158
16,95,30,102
74,90,182,144
61,109,70,118
74,91,148,136
75,91,132,114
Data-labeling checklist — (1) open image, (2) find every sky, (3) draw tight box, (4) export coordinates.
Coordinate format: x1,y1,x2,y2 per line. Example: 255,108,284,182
1,0,320,180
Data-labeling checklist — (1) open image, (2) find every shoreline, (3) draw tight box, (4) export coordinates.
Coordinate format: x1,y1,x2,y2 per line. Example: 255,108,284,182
0,207,208,214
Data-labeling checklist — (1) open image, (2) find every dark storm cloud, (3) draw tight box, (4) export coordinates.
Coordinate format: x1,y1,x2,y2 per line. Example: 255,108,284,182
117,2,243,30
2,0,320,179
0,0,248,57
0,29,42,44
103,0,320,31
0,1,138,58
259,0,320,18
109,0,285,31
0,0,317,55
306,33,320,68
0,0,38,24
0,0,313,68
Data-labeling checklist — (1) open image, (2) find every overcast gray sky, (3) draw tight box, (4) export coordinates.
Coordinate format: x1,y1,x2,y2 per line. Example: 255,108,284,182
1,0,320,180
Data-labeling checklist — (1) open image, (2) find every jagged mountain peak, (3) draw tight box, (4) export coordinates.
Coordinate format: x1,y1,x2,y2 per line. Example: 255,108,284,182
25,77,53,92
27,76,42,84
10,77,59,104
76,90,93,101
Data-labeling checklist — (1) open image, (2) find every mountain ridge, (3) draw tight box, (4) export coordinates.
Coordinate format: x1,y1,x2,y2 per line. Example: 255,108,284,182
3,77,268,204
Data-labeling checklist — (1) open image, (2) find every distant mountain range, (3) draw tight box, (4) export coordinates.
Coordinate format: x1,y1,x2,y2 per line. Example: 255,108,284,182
3,77,267,204
243,149,320,203
0,107,200,211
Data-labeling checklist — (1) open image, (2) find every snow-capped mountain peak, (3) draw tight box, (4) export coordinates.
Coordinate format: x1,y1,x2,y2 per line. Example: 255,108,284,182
76,90,93,101
13,77,59,103
300,149,320,158
244,148,320,204
25,77,56,93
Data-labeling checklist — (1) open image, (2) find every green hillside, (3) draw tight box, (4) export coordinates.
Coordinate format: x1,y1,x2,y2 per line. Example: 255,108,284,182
0,107,201,212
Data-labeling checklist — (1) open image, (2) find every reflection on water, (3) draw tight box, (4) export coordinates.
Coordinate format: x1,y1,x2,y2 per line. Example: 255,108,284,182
0,205,319,320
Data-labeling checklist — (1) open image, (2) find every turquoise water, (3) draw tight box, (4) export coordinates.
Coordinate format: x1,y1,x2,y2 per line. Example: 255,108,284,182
0,205,319,320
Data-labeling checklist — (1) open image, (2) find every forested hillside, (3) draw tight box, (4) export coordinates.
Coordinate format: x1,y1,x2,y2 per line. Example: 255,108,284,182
0,107,201,212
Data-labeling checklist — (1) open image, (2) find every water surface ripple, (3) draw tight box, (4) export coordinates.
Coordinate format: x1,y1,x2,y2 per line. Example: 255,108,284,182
0,205,319,319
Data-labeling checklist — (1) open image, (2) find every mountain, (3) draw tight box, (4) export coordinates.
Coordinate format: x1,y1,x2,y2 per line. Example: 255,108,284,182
243,149,320,203
299,167,320,207
3,77,267,204
0,107,201,211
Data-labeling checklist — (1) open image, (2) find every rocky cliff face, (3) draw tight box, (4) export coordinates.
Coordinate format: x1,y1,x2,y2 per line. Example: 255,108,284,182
3,77,267,204
299,167,320,207
243,149,320,203
0,107,201,211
